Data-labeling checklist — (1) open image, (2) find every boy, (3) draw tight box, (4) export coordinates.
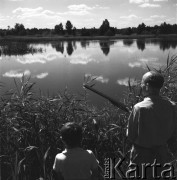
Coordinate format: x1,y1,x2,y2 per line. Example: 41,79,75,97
53,122,99,180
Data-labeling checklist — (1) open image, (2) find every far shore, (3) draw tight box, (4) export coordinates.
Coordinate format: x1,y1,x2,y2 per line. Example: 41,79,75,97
0,34,177,41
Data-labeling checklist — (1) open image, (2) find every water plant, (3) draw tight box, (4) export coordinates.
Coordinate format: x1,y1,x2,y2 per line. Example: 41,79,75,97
0,54,177,180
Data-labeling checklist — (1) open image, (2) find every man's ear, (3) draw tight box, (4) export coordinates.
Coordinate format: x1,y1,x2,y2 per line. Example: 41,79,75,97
60,136,66,145
60,136,64,143
145,83,149,91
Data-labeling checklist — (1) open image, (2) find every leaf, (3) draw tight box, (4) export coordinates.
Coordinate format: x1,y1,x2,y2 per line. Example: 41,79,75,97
12,127,19,132
105,127,120,135
13,78,20,95
109,124,120,128
43,147,51,178
145,64,151,71
90,84,95,88
17,157,26,174
128,78,132,92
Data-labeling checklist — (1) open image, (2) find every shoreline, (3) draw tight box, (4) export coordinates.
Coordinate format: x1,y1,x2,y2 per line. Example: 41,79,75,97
0,34,177,41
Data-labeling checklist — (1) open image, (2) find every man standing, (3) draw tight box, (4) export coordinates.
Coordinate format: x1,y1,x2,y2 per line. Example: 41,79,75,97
127,71,177,179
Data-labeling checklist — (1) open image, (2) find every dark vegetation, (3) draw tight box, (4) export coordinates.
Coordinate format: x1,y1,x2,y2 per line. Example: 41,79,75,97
1,39,177,59
0,19,177,37
1,54,177,179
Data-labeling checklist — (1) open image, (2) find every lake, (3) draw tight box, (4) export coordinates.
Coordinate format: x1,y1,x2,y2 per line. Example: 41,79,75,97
0,38,177,107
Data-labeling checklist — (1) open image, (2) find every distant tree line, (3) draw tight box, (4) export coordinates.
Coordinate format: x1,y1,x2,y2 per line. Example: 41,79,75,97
0,20,177,37
118,22,177,35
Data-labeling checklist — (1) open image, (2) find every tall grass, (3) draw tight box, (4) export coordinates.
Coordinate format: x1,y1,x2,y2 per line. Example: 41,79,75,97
0,55,177,180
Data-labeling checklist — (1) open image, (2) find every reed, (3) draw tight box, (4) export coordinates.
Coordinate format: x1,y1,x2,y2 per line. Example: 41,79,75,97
0,54,177,180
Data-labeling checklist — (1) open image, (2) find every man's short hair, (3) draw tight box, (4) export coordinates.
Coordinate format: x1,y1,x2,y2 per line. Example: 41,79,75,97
61,122,82,148
143,71,164,89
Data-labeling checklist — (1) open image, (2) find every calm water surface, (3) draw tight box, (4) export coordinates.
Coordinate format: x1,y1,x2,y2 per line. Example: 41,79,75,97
0,39,177,106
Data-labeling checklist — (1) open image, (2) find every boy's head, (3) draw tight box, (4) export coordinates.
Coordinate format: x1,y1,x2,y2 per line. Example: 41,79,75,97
61,122,82,148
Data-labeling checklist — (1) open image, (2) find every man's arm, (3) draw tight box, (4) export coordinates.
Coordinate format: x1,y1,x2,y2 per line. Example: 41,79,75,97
167,104,177,154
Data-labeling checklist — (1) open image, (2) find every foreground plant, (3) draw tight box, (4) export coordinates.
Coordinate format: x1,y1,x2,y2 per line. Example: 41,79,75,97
0,54,177,180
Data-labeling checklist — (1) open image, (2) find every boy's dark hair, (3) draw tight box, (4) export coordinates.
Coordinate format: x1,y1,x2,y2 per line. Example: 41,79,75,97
61,122,82,148
144,71,164,89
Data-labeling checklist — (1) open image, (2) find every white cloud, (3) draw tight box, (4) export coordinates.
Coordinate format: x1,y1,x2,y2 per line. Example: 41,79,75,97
0,14,5,21
119,47,137,54
94,5,110,10
13,7,43,14
60,11,90,16
120,14,139,19
139,57,158,63
42,10,55,15
117,78,138,86
35,72,49,79
68,4,109,11
17,56,46,64
9,0,23,1
128,57,161,69
150,15,166,18
153,0,168,1
3,70,31,78
96,76,109,83
12,7,63,21
68,4,93,11
84,74,109,84
16,53,60,64
143,18,153,22
166,18,175,22
139,57,161,67
129,0,149,3
61,4,109,16
69,54,94,65
139,3,161,7
128,62,142,68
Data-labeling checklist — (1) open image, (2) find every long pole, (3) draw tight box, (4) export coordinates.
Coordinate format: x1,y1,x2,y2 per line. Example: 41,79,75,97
83,85,129,113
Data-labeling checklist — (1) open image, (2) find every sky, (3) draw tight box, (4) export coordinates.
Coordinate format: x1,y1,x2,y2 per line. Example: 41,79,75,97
0,0,176,29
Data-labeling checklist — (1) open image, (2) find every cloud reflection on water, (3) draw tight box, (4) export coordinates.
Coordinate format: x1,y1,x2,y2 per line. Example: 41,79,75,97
117,77,138,86
85,74,109,84
3,69,31,78
35,72,49,79
3,69,49,79
69,54,94,65
128,57,161,68
96,76,109,83
16,53,61,64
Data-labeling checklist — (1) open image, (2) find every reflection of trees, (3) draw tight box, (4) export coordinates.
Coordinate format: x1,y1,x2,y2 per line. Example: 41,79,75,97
136,39,145,51
100,42,110,56
0,42,43,56
52,42,64,54
80,41,90,49
123,39,134,47
73,41,77,50
99,41,115,56
146,39,177,51
66,41,74,56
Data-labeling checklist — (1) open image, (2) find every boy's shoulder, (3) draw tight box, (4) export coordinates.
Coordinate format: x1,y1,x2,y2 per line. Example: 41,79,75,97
55,152,66,160
56,148,94,157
